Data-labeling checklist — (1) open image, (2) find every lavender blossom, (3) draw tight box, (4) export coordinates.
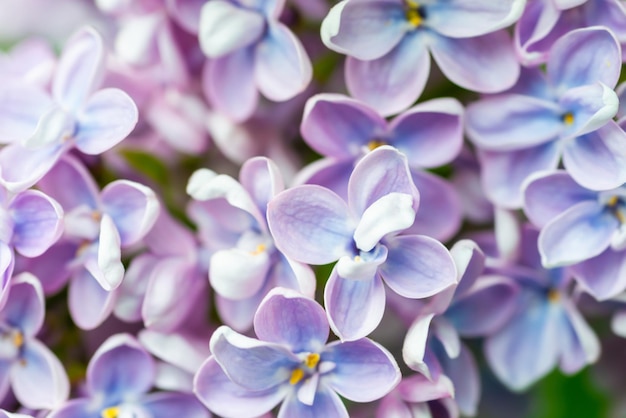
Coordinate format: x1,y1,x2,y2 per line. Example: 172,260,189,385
194,288,400,418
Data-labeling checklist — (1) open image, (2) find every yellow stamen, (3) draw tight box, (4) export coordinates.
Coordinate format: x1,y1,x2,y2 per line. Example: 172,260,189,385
289,368,304,385
12,331,23,348
101,406,120,418
367,140,386,151
91,211,102,221
354,255,362,262
608,195,619,207
563,113,574,126
251,244,266,255
405,1,424,27
304,353,320,369
547,289,560,303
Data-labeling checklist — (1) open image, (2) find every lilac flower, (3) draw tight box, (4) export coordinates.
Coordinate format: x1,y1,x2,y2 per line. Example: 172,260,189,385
0,186,63,305
466,26,625,207
376,374,458,418
400,240,519,415
187,156,315,331
29,155,159,329
480,224,600,391
515,0,626,66
321,0,523,115
0,411,34,418
0,26,138,192
523,170,626,300
268,146,456,340
48,333,208,418
0,273,69,410
199,0,312,121
0,37,55,88
298,93,464,241
194,288,400,418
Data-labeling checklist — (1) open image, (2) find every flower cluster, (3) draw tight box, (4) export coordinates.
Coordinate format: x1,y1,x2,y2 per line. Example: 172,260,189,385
0,0,625,417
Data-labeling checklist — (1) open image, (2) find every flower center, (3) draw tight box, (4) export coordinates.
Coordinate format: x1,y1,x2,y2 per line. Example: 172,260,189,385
547,289,560,303
367,139,387,151
101,406,120,418
405,0,426,27
289,353,321,385
562,112,574,126
607,195,626,223
250,244,266,255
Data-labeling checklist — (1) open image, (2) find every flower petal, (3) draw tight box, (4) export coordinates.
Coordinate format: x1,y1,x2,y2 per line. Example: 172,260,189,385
9,190,63,257
1,273,45,337
142,392,209,418
324,270,386,341
345,32,430,117
254,288,329,353
267,185,353,265
12,338,69,410
402,314,434,376
571,248,626,301
209,248,270,299
199,0,265,58
210,326,298,391
68,267,117,330
380,235,456,299
255,22,312,101
194,357,287,418
324,338,400,402
559,82,619,138
0,85,53,144
74,88,139,155
429,30,520,93
0,142,66,193
548,26,621,92
278,383,348,418
36,155,99,211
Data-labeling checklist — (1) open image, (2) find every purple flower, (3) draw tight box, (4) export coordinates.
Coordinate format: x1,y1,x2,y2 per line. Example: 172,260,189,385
194,288,400,418
187,156,316,332
376,374,458,418
321,0,523,115
524,169,626,300
298,93,463,241
0,273,69,410
515,0,626,66
31,155,159,329
0,26,138,192
268,146,456,340
467,26,625,207
48,333,208,418
199,0,312,121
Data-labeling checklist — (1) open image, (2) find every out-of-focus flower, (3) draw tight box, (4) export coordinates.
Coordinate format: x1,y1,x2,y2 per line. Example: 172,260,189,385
194,288,400,417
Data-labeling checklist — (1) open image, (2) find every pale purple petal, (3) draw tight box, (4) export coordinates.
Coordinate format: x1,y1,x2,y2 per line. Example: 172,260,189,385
36,155,99,210
53,27,104,112
46,398,93,418
406,170,462,242
199,0,265,58
23,106,74,149
16,241,75,295
539,201,616,267
203,47,258,122
254,288,329,353
348,146,418,217
571,249,626,301
548,26,621,92
346,32,430,117
68,268,117,330
194,357,287,418
447,275,520,337
210,326,298,390
0,243,13,306
255,22,312,101
74,88,138,155
402,314,434,376
1,273,44,336
294,158,353,200
562,121,626,191
209,248,270,299
240,157,284,216
380,235,456,299
11,339,69,410
0,142,66,193
142,392,209,418
336,243,387,281
9,190,63,257
484,293,562,391
523,170,596,228
324,270,386,341
324,338,400,402
477,141,560,208
448,239,485,300
390,98,464,167
114,253,156,322
429,30,520,93
320,0,407,60
558,300,600,373
300,93,386,159
426,0,525,38
0,85,53,144
439,344,479,416
267,185,353,265
514,0,565,66
559,82,619,138
466,94,562,151
86,339,152,407
101,180,159,247
89,214,124,291
278,384,348,418
586,0,626,45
